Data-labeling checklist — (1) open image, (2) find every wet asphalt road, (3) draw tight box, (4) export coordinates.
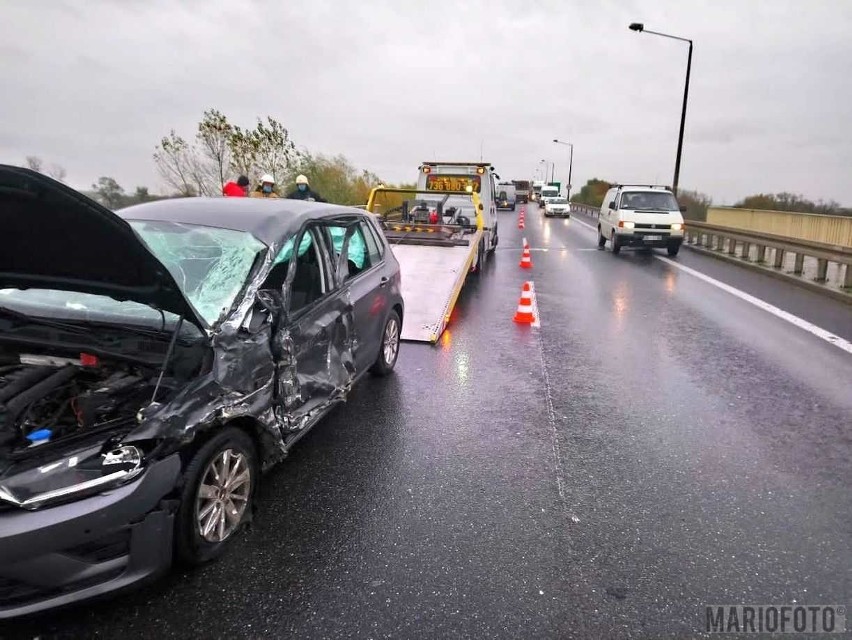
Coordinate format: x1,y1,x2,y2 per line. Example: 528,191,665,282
3,204,851,639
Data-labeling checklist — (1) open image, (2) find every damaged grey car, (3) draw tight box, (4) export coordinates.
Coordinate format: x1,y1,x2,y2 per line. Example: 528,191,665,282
0,165,403,618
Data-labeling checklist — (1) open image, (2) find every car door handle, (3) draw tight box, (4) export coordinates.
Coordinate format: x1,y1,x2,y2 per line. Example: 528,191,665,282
379,276,389,287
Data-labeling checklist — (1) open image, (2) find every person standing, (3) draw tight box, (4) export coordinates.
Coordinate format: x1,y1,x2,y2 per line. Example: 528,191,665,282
250,174,280,198
286,175,325,202
222,175,249,197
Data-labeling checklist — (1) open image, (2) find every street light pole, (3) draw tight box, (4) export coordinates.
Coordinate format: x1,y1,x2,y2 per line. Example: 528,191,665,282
553,139,574,198
629,23,692,196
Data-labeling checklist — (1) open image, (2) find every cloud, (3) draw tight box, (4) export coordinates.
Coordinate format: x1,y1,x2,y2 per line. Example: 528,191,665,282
0,0,850,204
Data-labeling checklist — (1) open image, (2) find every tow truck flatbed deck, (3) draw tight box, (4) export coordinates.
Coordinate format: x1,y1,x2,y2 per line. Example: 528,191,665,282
367,187,484,344
390,236,480,343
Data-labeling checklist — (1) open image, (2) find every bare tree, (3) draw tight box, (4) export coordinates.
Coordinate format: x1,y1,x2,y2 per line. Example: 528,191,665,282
154,130,209,196
154,110,301,196
197,109,233,190
254,117,300,185
47,163,67,182
25,156,43,172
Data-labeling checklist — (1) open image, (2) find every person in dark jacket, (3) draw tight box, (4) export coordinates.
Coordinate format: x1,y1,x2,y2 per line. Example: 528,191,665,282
286,174,325,202
222,175,249,197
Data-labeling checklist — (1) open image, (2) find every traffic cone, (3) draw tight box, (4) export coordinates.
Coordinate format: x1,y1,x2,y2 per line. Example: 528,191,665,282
523,237,530,250
513,282,535,324
519,245,533,268
518,218,525,229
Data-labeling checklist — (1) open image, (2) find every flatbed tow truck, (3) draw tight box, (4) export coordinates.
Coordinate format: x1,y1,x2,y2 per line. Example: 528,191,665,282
366,187,485,344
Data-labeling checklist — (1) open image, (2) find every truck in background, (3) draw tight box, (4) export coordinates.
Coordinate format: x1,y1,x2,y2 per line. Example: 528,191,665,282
512,180,530,203
531,180,545,202
496,182,517,210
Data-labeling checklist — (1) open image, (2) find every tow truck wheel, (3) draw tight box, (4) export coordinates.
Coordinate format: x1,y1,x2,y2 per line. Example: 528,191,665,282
175,427,258,566
474,239,486,276
370,309,401,376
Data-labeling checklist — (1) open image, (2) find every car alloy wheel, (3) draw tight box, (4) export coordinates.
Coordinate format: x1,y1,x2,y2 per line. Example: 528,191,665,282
196,448,252,543
383,316,400,367
370,309,402,376
175,427,258,565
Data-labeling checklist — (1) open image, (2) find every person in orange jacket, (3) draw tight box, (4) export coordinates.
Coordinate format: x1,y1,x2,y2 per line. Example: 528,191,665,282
222,175,249,197
250,174,280,198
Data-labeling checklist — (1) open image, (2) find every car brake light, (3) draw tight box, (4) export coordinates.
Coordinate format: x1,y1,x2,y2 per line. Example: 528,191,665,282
429,211,438,224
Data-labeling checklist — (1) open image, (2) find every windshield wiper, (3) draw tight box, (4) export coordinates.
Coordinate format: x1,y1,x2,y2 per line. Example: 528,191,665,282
0,305,176,341
0,305,92,335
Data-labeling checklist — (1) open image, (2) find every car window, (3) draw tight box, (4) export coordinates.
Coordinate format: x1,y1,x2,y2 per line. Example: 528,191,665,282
361,220,384,265
272,233,312,265
261,227,329,314
324,222,371,280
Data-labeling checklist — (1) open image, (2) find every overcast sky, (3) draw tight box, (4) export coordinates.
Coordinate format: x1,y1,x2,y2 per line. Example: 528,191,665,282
2,0,850,204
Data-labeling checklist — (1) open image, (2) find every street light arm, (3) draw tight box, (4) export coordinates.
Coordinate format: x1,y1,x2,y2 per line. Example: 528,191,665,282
636,27,692,44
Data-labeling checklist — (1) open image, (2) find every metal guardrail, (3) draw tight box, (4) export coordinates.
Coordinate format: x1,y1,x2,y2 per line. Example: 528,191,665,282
684,221,852,289
567,202,851,292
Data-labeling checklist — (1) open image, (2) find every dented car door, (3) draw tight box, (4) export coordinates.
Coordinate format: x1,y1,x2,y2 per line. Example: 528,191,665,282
266,224,356,431
321,217,389,373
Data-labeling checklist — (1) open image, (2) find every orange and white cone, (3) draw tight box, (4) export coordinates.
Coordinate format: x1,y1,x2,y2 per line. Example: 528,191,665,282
513,282,536,324
523,238,530,250
518,218,525,229
519,245,533,269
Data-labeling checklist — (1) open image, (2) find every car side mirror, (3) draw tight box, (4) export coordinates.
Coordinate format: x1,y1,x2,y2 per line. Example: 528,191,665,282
478,203,484,211
609,201,616,210
679,205,688,213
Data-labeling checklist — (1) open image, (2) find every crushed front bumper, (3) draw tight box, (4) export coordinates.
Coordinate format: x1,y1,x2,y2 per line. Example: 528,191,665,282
0,454,181,619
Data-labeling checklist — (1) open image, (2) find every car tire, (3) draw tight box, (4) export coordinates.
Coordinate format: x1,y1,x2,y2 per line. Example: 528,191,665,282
175,427,258,567
667,243,680,257
611,231,621,255
597,227,607,248
370,309,401,376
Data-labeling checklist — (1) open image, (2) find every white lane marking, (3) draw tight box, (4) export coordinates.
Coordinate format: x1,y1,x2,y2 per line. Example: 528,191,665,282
571,217,597,232
529,280,541,328
657,256,852,355
570,214,852,354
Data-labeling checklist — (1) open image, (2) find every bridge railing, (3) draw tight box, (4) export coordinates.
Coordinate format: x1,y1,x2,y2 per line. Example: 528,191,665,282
566,203,851,297
683,221,852,291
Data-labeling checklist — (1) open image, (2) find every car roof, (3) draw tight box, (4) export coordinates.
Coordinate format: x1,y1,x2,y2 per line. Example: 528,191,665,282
117,197,365,245
613,186,673,193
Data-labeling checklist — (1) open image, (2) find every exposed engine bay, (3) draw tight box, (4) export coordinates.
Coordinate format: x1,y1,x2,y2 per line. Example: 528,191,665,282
0,357,174,452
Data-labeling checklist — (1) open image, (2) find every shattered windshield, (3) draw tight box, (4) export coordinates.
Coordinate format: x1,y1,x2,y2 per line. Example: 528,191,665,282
130,221,266,325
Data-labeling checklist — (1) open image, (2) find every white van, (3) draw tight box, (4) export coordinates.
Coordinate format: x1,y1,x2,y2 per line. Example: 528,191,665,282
597,185,685,256
417,162,500,253
539,185,560,209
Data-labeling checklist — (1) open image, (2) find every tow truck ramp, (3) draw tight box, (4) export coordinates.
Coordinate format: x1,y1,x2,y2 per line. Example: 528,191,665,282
366,188,484,344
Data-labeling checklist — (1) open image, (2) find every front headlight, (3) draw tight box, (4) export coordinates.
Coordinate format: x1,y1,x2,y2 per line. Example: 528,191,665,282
619,221,635,229
0,444,144,511
670,223,683,231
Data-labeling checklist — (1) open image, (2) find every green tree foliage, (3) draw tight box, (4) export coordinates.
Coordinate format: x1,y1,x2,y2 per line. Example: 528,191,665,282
92,176,125,209
571,178,612,207
734,192,843,216
289,154,383,205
